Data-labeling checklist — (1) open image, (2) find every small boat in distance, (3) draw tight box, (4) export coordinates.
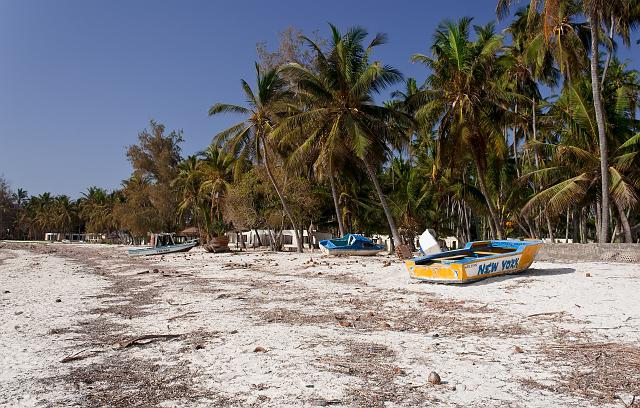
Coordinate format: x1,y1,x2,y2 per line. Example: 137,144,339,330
128,233,198,256
319,234,385,256
405,231,542,283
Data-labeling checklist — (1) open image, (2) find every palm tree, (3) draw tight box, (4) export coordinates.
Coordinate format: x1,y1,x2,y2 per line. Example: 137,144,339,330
209,63,304,252
12,188,28,207
79,187,116,233
276,24,408,247
52,195,76,235
521,75,639,242
33,192,54,238
496,0,640,242
174,155,205,236
411,18,511,239
198,145,234,239
385,157,431,249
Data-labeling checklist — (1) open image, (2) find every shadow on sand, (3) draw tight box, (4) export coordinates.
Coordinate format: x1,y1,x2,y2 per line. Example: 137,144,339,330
462,267,576,286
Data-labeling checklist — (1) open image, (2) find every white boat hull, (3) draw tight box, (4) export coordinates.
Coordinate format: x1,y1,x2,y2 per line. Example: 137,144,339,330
128,241,198,256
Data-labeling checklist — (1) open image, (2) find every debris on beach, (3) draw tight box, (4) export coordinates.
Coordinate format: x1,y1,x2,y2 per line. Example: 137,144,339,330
428,371,442,385
167,311,200,321
117,334,182,349
60,348,106,363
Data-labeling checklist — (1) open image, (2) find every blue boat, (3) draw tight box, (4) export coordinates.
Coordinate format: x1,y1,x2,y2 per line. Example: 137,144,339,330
128,233,198,256
319,234,385,256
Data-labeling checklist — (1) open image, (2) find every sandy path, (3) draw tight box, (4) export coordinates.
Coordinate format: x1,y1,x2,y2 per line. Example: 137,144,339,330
0,243,638,407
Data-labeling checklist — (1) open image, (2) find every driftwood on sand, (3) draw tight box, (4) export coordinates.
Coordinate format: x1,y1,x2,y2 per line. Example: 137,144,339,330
117,334,182,349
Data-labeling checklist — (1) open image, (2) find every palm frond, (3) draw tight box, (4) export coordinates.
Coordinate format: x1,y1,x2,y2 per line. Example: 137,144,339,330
208,103,251,116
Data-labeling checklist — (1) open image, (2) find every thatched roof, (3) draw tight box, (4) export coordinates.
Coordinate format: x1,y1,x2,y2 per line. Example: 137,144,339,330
179,227,200,236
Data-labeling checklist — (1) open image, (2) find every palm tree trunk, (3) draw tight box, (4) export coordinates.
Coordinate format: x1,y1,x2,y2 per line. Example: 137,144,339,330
595,202,602,242
253,228,263,246
601,17,615,87
261,141,303,253
268,228,277,251
471,156,504,239
588,9,611,243
580,208,588,243
329,174,345,236
363,160,402,249
572,207,580,243
532,97,540,169
463,201,472,242
615,201,633,243
513,103,521,178
487,214,497,239
515,218,530,237
545,213,554,242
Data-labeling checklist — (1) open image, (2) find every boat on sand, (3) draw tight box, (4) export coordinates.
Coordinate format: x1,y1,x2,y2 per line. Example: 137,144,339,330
128,233,198,256
319,234,384,256
405,230,542,283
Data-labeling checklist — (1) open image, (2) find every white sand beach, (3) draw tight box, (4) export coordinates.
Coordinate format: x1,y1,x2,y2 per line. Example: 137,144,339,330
1,242,638,407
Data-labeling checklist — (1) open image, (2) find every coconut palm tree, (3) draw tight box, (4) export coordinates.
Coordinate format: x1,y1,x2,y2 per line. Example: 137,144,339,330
12,188,28,208
198,145,234,239
496,0,640,242
32,192,54,238
275,24,409,247
411,18,512,239
51,195,76,235
79,187,117,233
521,74,639,242
174,155,205,236
209,63,304,252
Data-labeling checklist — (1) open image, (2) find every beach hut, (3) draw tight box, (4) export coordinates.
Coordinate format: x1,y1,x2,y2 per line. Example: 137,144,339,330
177,227,200,243
282,230,332,251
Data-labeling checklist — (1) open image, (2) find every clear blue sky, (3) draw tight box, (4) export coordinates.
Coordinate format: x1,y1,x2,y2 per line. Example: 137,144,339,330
1,1,637,198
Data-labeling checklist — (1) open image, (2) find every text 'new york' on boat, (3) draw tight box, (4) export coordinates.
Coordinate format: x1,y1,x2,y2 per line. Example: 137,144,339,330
404,230,543,284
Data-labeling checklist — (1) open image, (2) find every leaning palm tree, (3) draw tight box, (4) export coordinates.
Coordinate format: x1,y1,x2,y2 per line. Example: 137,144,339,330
275,24,409,247
411,18,512,239
209,63,304,252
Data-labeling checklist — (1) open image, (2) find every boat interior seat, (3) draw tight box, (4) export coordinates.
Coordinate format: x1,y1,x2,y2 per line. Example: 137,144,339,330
436,255,469,261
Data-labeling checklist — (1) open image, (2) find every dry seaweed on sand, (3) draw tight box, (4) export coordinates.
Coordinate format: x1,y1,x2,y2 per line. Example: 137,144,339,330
315,341,438,407
523,341,640,404
52,357,235,408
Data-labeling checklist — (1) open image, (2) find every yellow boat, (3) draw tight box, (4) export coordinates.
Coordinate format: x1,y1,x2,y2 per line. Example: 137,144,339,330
405,239,543,284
